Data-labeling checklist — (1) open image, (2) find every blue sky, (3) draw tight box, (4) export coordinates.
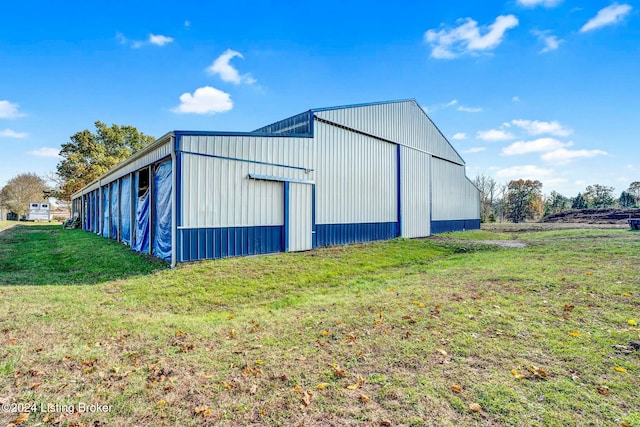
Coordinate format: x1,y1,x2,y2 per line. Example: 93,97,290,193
1,0,638,198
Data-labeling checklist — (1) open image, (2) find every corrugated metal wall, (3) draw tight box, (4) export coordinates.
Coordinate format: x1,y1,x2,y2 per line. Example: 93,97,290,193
431,158,480,221
180,154,286,228
287,182,313,251
314,100,464,165
314,121,397,225
400,147,431,238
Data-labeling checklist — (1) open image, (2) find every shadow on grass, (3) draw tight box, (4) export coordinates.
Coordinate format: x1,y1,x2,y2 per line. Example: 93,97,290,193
0,224,167,286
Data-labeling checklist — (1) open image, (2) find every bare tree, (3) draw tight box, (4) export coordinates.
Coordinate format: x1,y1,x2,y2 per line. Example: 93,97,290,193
0,173,50,216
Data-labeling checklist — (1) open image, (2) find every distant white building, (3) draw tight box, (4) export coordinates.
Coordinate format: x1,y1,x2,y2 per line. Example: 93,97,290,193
27,202,51,221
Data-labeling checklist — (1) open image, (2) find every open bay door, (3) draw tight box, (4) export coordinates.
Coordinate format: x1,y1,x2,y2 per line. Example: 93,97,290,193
285,182,313,252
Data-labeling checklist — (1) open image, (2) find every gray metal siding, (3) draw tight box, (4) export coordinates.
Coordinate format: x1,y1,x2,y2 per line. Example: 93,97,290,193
400,147,431,238
179,134,314,229
314,101,464,165
431,158,480,221
287,183,313,251
180,135,314,171
180,154,286,228
315,121,397,225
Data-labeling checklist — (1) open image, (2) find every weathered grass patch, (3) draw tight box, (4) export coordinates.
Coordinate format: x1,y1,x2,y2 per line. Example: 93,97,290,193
0,225,639,426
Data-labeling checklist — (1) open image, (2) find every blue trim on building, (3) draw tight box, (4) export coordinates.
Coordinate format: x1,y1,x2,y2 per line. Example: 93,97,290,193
283,182,290,252
174,130,313,138
178,149,314,172
315,222,398,247
396,144,402,238
431,219,481,234
311,184,317,249
177,226,284,262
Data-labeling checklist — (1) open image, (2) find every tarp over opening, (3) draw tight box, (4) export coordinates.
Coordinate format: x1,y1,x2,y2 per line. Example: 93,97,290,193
111,180,119,240
121,176,131,245
102,186,110,238
152,159,172,261
133,171,150,253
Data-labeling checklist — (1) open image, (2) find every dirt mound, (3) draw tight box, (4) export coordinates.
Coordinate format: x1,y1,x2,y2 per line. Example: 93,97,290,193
541,208,640,224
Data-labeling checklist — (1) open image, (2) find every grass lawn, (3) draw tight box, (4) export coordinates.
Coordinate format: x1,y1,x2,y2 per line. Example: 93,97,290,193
1,224,639,426
0,220,20,233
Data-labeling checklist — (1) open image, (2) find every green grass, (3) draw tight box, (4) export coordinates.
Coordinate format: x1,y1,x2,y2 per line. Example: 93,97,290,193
1,225,639,426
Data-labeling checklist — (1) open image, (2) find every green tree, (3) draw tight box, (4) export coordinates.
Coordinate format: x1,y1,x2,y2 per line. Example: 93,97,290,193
55,121,155,204
583,184,615,208
627,181,640,201
504,179,543,223
544,190,569,216
0,173,50,216
571,193,587,209
619,191,636,208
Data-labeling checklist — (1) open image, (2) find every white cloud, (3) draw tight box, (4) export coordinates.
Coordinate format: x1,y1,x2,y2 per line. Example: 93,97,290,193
512,96,520,102
580,3,632,32
149,34,174,46
457,105,483,113
0,100,26,119
532,29,563,53
575,180,586,186
28,147,61,158
424,15,519,59
172,86,233,115
517,0,563,7
184,20,191,27
541,148,608,164
0,128,28,138
452,132,467,140
501,138,571,155
511,119,572,136
462,147,486,154
476,129,515,141
496,165,554,179
119,33,174,48
207,49,256,85
446,99,459,107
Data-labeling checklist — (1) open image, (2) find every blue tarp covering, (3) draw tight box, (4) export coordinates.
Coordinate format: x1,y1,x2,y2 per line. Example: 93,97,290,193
152,159,172,261
133,173,150,253
94,191,99,233
120,176,131,245
102,187,110,238
111,180,119,240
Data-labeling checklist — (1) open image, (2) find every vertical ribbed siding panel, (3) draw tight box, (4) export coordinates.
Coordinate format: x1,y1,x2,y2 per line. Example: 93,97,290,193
400,147,431,238
431,158,480,221
287,183,313,251
315,101,464,165
315,121,396,225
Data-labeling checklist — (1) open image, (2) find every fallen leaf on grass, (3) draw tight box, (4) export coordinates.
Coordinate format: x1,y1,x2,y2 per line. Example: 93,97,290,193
568,332,580,337
194,405,212,417
379,421,392,426
596,387,610,395
359,393,370,403
316,383,330,390
614,367,627,373
468,403,482,413
30,382,42,390
623,292,631,297
329,363,347,378
563,305,575,312
249,384,258,395
628,319,637,326
301,390,312,407
321,330,330,337
157,400,167,408
529,366,548,379
451,384,462,393
347,375,366,390
511,369,526,379
175,330,185,337
10,413,29,425
437,349,448,356
621,422,632,427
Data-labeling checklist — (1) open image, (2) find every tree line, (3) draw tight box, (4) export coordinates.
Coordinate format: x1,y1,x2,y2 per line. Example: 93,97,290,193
0,122,154,217
474,174,640,223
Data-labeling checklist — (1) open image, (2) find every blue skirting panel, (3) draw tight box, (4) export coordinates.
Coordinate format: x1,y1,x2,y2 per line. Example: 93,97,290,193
431,219,481,234
178,226,284,262
315,222,398,247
